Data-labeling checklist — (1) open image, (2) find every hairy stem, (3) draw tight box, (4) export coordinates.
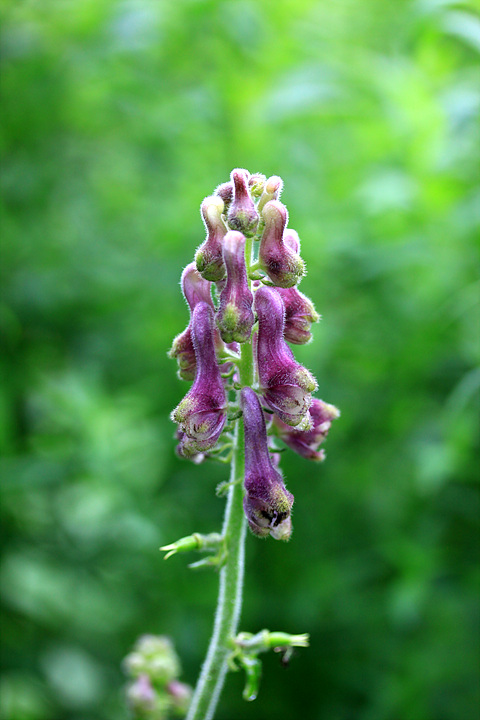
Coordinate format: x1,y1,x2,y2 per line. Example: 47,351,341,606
186,341,253,720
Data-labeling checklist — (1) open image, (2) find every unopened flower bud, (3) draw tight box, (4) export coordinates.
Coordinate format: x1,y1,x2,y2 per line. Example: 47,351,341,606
241,387,294,540
215,181,234,210
276,286,320,344
196,195,227,281
171,303,227,451
168,263,215,380
126,674,156,714
272,398,340,461
257,175,284,212
123,635,180,684
217,231,254,343
254,286,317,426
227,168,259,237
258,201,305,287
248,172,266,198
167,680,192,715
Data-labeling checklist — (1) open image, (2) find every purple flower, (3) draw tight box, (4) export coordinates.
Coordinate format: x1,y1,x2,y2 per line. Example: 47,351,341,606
276,286,320,345
272,398,340,461
227,168,259,238
217,231,255,343
215,181,234,210
168,263,216,380
258,201,305,287
195,195,227,281
254,286,317,426
241,387,293,540
171,303,227,451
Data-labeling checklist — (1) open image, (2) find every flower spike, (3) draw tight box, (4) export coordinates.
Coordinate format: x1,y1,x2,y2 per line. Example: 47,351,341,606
196,195,228,281
227,169,259,238
171,302,227,451
255,286,317,426
241,387,294,540
217,231,255,343
258,201,305,287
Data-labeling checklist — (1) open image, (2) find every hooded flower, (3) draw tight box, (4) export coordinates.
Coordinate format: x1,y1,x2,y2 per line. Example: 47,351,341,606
216,231,255,343
258,201,305,287
254,286,317,426
168,263,216,380
227,168,259,238
272,397,340,461
171,302,227,452
241,387,294,540
276,286,320,345
195,195,228,281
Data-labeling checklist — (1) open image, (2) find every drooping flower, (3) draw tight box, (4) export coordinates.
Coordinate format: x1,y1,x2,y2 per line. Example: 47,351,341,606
258,201,305,287
241,387,294,540
227,168,259,238
195,195,227,281
276,286,320,345
272,398,340,461
254,286,317,426
168,263,216,380
171,302,227,452
216,231,254,343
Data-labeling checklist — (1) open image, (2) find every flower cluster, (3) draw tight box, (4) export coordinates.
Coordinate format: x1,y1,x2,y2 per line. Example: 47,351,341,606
169,169,339,540
123,635,192,719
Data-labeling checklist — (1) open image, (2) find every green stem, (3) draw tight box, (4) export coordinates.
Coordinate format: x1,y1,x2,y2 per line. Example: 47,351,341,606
186,342,253,720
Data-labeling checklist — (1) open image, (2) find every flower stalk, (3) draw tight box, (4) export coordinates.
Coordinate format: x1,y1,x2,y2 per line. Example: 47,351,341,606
126,169,339,720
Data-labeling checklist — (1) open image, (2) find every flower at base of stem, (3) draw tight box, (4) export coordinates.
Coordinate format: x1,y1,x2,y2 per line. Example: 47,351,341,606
241,387,294,541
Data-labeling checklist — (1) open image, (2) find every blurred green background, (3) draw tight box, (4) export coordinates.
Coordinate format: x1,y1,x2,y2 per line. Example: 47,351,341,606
1,0,479,718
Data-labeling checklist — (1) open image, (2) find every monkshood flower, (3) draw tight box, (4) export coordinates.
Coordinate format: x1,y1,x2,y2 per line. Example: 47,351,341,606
227,168,259,238
195,195,227,281
272,398,340,461
171,302,227,452
276,286,320,345
258,201,305,287
255,286,317,426
168,262,216,380
217,231,255,343
241,387,293,540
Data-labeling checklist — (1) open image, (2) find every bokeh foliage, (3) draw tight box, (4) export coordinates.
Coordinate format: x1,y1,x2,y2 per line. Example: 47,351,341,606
1,1,479,718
